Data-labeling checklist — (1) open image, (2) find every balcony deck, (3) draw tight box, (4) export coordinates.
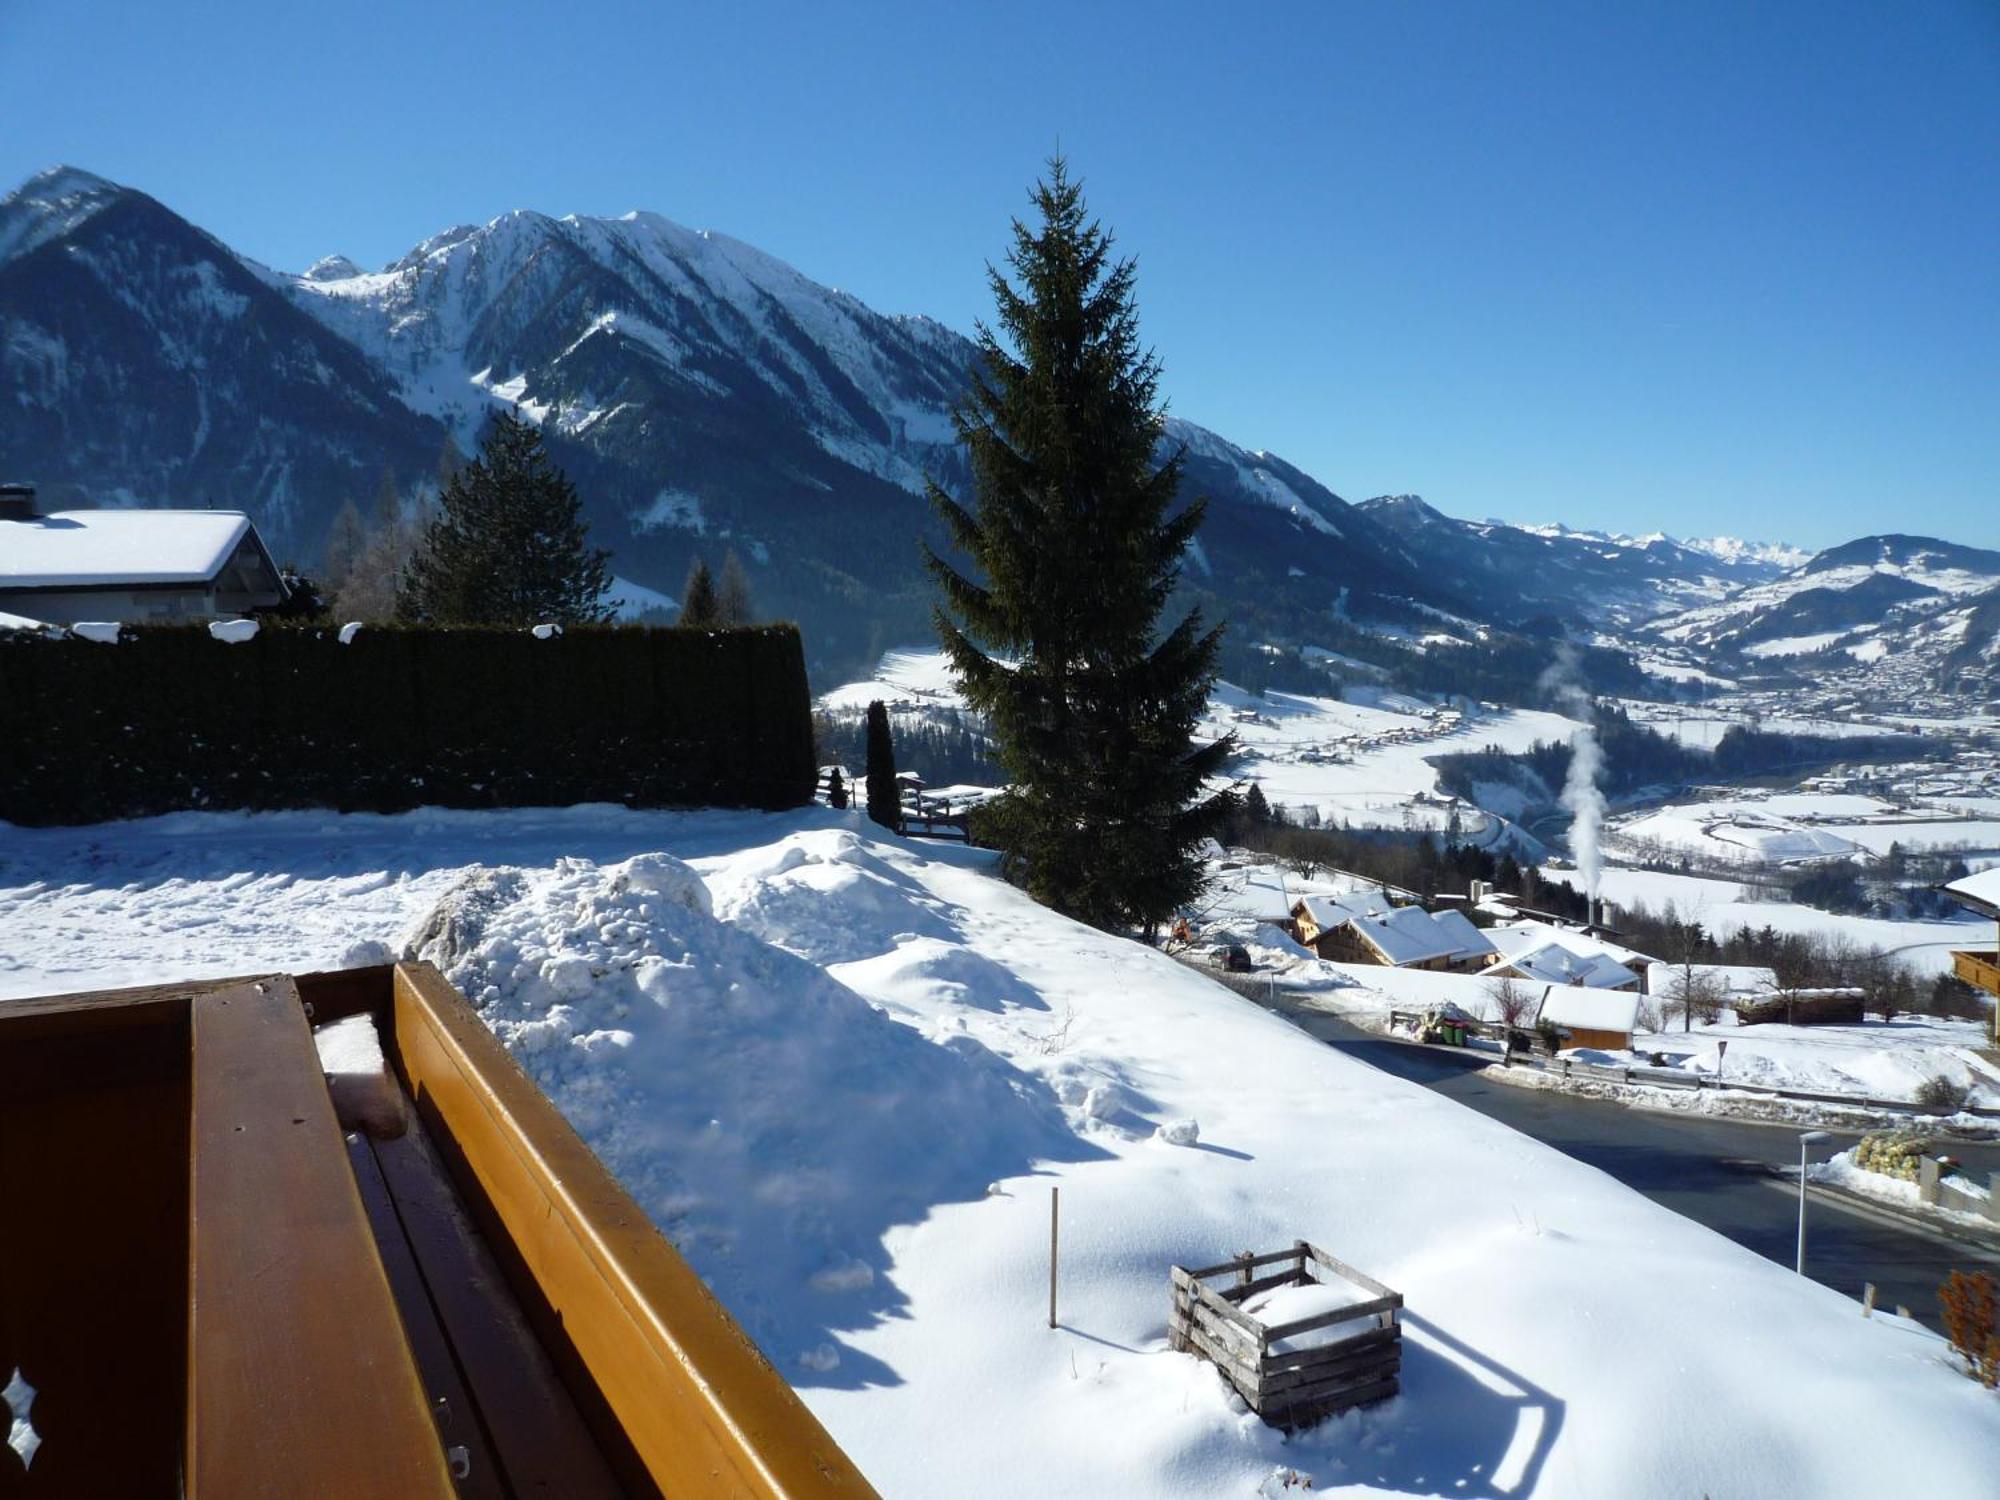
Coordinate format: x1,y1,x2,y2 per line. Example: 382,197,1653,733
1954,948,2000,1001
0,963,874,1499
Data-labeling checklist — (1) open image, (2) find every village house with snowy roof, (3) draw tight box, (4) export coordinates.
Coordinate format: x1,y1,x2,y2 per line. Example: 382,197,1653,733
1532,984,1642,1051
0,484,286,626
1291,894,1497,973
1478,918,1652,994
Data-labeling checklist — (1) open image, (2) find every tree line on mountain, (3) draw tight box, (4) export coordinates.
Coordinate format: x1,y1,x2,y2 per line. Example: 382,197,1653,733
306,410,758,631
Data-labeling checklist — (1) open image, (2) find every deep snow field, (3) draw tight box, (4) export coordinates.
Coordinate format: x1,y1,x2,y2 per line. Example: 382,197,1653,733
5,804,2000,1496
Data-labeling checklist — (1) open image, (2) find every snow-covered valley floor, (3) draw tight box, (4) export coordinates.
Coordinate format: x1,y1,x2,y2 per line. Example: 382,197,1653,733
4,805,1999,1496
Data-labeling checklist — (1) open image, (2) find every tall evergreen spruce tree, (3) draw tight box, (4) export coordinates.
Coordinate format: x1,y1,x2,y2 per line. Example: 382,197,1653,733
926,160,1233,932
398,410,611,625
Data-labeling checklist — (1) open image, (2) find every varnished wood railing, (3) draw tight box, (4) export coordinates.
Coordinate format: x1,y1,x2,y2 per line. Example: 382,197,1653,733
388,962,876,1498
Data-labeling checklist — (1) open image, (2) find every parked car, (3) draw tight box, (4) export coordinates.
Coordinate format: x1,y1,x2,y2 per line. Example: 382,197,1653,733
1213,943,1253,973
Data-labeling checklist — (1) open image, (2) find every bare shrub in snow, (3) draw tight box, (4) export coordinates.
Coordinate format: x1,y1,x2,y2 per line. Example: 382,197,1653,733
1915,1074,1971,1114
1487,976,1532,1029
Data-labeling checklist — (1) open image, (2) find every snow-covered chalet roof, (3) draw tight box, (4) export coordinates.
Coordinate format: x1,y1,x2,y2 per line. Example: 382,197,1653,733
1351,905,1466,967
1486,942,1639,991
1294,893,1387,930
1427,908,1497,963
1944,868,2000,920
1485,918,1653,969
0,509,256,588
1536,984,1641,1036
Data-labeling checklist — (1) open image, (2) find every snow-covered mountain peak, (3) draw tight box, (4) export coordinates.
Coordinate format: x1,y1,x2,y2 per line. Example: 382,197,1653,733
1360,494,1447,525
1683,535,1812,570
0,164,127,265
302,254,363,283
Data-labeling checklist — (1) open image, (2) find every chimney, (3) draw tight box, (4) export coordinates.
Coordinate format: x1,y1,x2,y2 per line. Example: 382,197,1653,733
0,483,36,521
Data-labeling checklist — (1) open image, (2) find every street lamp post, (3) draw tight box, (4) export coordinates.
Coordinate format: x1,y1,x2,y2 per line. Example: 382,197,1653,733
1797,1129,1831,1275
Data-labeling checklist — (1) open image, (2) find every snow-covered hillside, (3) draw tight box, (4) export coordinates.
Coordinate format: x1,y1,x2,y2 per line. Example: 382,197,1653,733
6,804,1997,1497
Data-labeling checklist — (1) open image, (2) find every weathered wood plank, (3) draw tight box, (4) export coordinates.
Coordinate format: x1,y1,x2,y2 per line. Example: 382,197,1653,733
1264,1374,1400,1425
1182,1247,1311,1280
1257,1340,1400,1398
188,978,456,1499
1181,1322,1261,1389
1188,1277,1268,1346
1303,1246,1400,1300
1262,1291,1401,1343
1255,1326,1399,1386
1264,1356,1402,1406
1184,1300,1262,1362
1215,1267,1312,1304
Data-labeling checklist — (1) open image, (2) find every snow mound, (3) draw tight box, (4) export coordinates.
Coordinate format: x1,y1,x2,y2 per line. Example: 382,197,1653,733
706,828,957,964
404,850,1081,1380
1243,1278,1374,1353
208,618,259,644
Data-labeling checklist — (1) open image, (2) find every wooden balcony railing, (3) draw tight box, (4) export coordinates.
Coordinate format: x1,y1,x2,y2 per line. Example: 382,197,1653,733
0,963,875,1499
1954,948,2000,1001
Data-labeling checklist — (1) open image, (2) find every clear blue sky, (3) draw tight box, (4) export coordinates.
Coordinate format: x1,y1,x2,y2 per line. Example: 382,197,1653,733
4,0,1995,549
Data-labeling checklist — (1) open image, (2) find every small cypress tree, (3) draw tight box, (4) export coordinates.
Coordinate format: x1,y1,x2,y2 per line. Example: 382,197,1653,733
827,766,849,810
398,410,610,625
680,558,720,628
717,550,756,626
864,700,900,830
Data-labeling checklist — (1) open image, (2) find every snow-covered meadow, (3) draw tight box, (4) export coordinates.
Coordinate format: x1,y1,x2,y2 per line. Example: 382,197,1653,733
5,804,1999,1497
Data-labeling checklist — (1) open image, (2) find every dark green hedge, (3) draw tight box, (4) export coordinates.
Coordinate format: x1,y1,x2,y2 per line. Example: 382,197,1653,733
0,622,817,825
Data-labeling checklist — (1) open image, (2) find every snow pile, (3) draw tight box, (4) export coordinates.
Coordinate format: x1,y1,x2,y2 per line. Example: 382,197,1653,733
1243,1279,1374,1353
404,847,1080,1374
70,620,121,644
208,617,259,644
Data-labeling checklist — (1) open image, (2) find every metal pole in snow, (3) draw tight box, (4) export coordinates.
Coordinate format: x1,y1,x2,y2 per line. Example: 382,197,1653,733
1049,1187,1060,1329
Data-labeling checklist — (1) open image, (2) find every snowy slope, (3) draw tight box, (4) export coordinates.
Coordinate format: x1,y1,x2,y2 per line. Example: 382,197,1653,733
6,804,1998,1497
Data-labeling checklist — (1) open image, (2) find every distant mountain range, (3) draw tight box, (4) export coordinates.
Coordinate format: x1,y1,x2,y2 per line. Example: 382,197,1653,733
1356,496,1803,631
1,165,1990,697
1641,534,2000,697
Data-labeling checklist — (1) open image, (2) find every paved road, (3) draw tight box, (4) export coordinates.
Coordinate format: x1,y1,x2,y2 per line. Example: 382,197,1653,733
1283,1005,2000,1331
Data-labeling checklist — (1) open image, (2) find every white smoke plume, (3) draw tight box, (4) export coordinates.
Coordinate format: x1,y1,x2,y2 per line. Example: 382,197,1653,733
1538,645,1605,909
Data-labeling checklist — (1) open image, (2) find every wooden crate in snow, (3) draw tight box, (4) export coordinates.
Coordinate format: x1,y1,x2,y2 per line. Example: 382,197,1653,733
1169,1241,1402,1431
